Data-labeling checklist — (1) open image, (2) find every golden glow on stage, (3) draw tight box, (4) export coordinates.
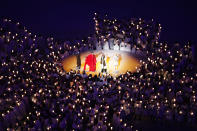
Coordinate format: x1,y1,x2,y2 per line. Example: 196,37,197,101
62,50,140,77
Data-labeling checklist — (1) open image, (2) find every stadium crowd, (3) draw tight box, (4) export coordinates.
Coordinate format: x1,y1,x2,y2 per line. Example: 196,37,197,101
0,15,197,131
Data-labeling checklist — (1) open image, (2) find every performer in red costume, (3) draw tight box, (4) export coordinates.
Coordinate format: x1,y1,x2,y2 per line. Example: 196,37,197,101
84,52,96,72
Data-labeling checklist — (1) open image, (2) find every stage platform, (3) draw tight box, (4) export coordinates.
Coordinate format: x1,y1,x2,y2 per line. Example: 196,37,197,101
62,50,140,77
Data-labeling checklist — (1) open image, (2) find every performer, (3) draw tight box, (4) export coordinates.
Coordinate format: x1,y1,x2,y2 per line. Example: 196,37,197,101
100,53,107,73
109,38,114,50
84,52,96,72
76,51,81,70
103,40,109,50
114,39,120,50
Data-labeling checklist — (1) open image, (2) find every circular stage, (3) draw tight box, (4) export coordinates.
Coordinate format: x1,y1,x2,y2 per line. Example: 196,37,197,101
62,50,140,77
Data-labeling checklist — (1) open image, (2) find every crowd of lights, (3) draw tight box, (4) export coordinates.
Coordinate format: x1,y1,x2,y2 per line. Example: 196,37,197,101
0,14,196,130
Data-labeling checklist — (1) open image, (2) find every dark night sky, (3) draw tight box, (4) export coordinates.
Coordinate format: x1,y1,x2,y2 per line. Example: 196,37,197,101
0,0,196,44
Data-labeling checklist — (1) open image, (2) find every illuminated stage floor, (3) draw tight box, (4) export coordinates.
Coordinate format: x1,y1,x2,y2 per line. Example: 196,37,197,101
62,50,140,77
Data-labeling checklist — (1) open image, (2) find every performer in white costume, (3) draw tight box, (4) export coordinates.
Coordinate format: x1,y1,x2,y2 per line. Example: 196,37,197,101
114,39,120,50
125,43,131,52
114,44,119,50
96,41,102,50
103,41,109,50
109,38,114,50
120,41,125,51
